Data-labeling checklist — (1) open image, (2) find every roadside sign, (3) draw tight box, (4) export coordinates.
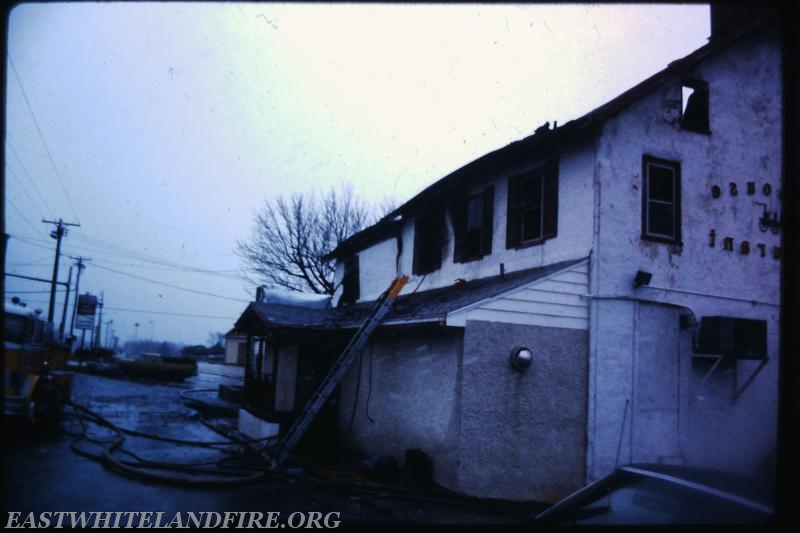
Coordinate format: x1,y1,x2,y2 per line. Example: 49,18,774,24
75,293,98,330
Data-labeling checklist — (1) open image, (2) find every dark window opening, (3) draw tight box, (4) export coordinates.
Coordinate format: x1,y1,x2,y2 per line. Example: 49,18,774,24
452,185,494,263
681,81,709,133
507,161,558,249
340,255,359,306
413,209,445,275
642,155,681,244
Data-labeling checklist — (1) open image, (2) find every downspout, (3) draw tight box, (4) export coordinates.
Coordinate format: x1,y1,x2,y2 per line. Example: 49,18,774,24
587,127,603,482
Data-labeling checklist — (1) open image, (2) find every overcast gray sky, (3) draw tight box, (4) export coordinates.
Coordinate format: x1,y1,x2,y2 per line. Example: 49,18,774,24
4,3,710,346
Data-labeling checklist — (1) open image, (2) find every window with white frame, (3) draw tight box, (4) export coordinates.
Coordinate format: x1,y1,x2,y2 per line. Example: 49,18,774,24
642,155,681,244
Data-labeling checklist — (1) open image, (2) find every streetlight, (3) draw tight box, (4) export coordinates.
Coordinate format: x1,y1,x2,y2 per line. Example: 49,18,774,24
149,320,154,340
134,322,140,341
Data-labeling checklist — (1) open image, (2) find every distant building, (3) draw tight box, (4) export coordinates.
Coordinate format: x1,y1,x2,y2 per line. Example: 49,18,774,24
235,9,781,502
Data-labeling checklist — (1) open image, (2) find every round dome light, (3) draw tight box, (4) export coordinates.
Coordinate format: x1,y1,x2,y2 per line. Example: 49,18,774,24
510,346,533,371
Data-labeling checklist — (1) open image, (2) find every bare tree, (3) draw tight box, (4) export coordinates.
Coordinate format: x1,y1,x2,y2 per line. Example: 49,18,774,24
236,183,372,294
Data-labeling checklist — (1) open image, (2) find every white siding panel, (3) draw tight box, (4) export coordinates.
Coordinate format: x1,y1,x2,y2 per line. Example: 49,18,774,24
569,262,589,274
481,299,588,319
460,308,588,330
550,270,588,285
510,289,586,307
533,279,587,292
447,259,590,330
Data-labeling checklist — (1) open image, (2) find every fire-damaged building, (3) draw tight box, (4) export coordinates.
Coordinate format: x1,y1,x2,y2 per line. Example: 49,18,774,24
234,9,781,502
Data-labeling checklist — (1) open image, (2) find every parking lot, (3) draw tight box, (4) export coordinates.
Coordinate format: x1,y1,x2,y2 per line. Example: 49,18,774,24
4,366,538,526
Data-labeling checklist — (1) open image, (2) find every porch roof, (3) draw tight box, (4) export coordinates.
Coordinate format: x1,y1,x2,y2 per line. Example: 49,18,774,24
234,257,586,333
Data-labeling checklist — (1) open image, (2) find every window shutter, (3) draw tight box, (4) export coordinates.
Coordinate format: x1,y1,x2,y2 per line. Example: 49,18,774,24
412,218,424,275
450,198,467,263
412,211,445,275
340,255,360,305
543,163,559,239
506,175,522,248
352,255,360,301
431,211,444,271
480,185,494,256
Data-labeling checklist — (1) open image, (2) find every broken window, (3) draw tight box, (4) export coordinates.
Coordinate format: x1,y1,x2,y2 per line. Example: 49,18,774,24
681,81,709,133
413,209,445,275
506,162,558,248
642,155,681,244
339,254,359,306
451,185,494,263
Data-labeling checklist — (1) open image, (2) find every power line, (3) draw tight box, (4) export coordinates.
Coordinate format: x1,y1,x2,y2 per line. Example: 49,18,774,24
5,163,46,219
6,140,55,217
69,232,246,276
102,305,238,320
91,263,249,303
60,244,248,281
10,234,243,282
64,233,249,281
6,258,53,267
5,289,68,294
11,298,237,321
8,55,81,223
7,234,58,252
6,198,42,234
89,257,246,280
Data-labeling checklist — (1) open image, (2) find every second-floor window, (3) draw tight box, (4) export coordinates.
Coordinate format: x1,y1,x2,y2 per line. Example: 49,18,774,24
506,162,558,248
642,155,681,244
681,80,709,133
413,209,445,275
451,185,494,263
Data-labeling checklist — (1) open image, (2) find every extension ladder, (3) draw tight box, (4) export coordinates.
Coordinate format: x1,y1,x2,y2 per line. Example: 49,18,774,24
271,275,408,466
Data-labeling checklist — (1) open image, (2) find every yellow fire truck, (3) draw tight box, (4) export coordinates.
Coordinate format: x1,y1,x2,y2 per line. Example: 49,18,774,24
3,301,73,430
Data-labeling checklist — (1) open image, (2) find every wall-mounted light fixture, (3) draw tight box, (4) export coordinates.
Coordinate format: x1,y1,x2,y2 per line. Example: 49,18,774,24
510,346,533,371
633,270,652,289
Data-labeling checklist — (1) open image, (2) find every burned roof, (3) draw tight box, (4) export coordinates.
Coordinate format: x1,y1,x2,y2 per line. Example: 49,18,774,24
324,12,778,260
235,257,586,333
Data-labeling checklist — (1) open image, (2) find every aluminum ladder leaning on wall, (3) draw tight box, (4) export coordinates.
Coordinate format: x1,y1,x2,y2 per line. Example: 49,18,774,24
269,275,409,467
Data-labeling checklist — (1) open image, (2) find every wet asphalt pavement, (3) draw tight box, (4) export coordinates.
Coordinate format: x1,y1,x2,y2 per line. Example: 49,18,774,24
4,363,539,527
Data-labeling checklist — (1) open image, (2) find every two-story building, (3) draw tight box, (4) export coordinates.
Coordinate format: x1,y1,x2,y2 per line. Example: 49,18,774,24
234,8,781,502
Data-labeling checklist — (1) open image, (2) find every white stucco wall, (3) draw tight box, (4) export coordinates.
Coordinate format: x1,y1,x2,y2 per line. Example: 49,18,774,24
588,26,781,483
588,298,779,481
355,237,400,302
592,28,781,302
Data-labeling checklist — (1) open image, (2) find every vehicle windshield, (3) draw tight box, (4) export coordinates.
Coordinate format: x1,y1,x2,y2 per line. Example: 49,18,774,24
560,472,771,525
4,313,28,344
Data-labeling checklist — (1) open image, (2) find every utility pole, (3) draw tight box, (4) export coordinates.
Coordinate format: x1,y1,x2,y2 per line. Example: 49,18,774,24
69,257,90,338
43,219,80,324
58,265,73,341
